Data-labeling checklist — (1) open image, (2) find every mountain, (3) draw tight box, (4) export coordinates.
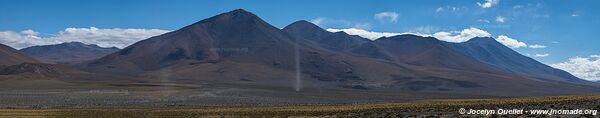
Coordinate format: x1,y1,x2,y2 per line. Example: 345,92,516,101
283,20,370,51
85,9,364,84
281,20,599,95
80,9,599,98
20,42,119,64
373,34,510,74
0,43,38,66
88,9,298,70
446,37,592,85
283,20,390,60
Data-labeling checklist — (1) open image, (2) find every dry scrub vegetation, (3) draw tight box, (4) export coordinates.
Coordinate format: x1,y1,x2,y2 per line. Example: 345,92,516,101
0,95,599,117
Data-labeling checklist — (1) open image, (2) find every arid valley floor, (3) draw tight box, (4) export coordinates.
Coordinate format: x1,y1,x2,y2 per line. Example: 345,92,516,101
0,95,599,117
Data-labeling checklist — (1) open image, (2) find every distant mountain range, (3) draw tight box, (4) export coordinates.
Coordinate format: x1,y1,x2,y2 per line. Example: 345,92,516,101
20,42,118,64
0,9,598,99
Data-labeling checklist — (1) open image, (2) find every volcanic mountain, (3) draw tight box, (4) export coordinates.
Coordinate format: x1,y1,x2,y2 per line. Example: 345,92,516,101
445,37,592,85
283,20,370,51
0,43,38,66
20,42,119,64
85,9,364,85
281,19,599,94
283,20,391,60
88,9,301,71
83,9,599,97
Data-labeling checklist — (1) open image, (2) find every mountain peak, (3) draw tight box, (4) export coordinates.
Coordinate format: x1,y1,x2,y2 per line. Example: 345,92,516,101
382,34,439,43
183,8,274,32
202,9,260,22
224,9,256,17
230,8,249,13
285,20,321,29
283,20,327,34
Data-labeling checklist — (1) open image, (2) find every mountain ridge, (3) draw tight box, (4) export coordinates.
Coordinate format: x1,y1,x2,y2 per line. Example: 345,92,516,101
0,43,38,66
20,42,119,64
76,9,600,97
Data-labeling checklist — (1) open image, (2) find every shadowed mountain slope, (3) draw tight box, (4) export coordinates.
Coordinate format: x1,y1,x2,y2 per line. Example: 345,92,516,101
446,37,592,84
0,43,38,66
283,20,390,60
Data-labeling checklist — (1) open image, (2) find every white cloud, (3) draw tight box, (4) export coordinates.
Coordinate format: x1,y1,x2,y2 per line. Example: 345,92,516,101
496,35,527,48
591,55,600,58
495,16,506,23
551,56,600,81
0,27,170,49
433,29,527,48
0,30,58,49
409,26,440,34
326,28,402,40
528,44,547,48
432,27,491,43
374,12,399,23
477,0,499,8
571,14,579,17
477,19,491,23
436,6,460,13
512,5,523,9
534,53,549,57
436,7,444,12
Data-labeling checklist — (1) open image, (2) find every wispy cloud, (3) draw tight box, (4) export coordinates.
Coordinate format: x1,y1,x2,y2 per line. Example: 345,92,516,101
436,6,461,13
477,0,499,8
477,19,491,23
534,53,549,57
495,16,506,23
309,17,326,26
409,26,440,34
0,27,170,49
528,44,547,48
571,14,579,17
374,12,399,23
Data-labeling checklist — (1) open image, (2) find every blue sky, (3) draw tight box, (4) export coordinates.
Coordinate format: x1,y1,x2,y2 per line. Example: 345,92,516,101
1,0,599,80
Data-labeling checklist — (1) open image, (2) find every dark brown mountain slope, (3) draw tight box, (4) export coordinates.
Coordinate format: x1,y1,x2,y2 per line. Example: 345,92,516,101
89,9,299,71
79,9,599,98
85,9,366,84
446,37,593,85
0,43,38,66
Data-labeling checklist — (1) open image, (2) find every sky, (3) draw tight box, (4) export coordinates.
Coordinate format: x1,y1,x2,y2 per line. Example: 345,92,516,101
0,0,599,81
